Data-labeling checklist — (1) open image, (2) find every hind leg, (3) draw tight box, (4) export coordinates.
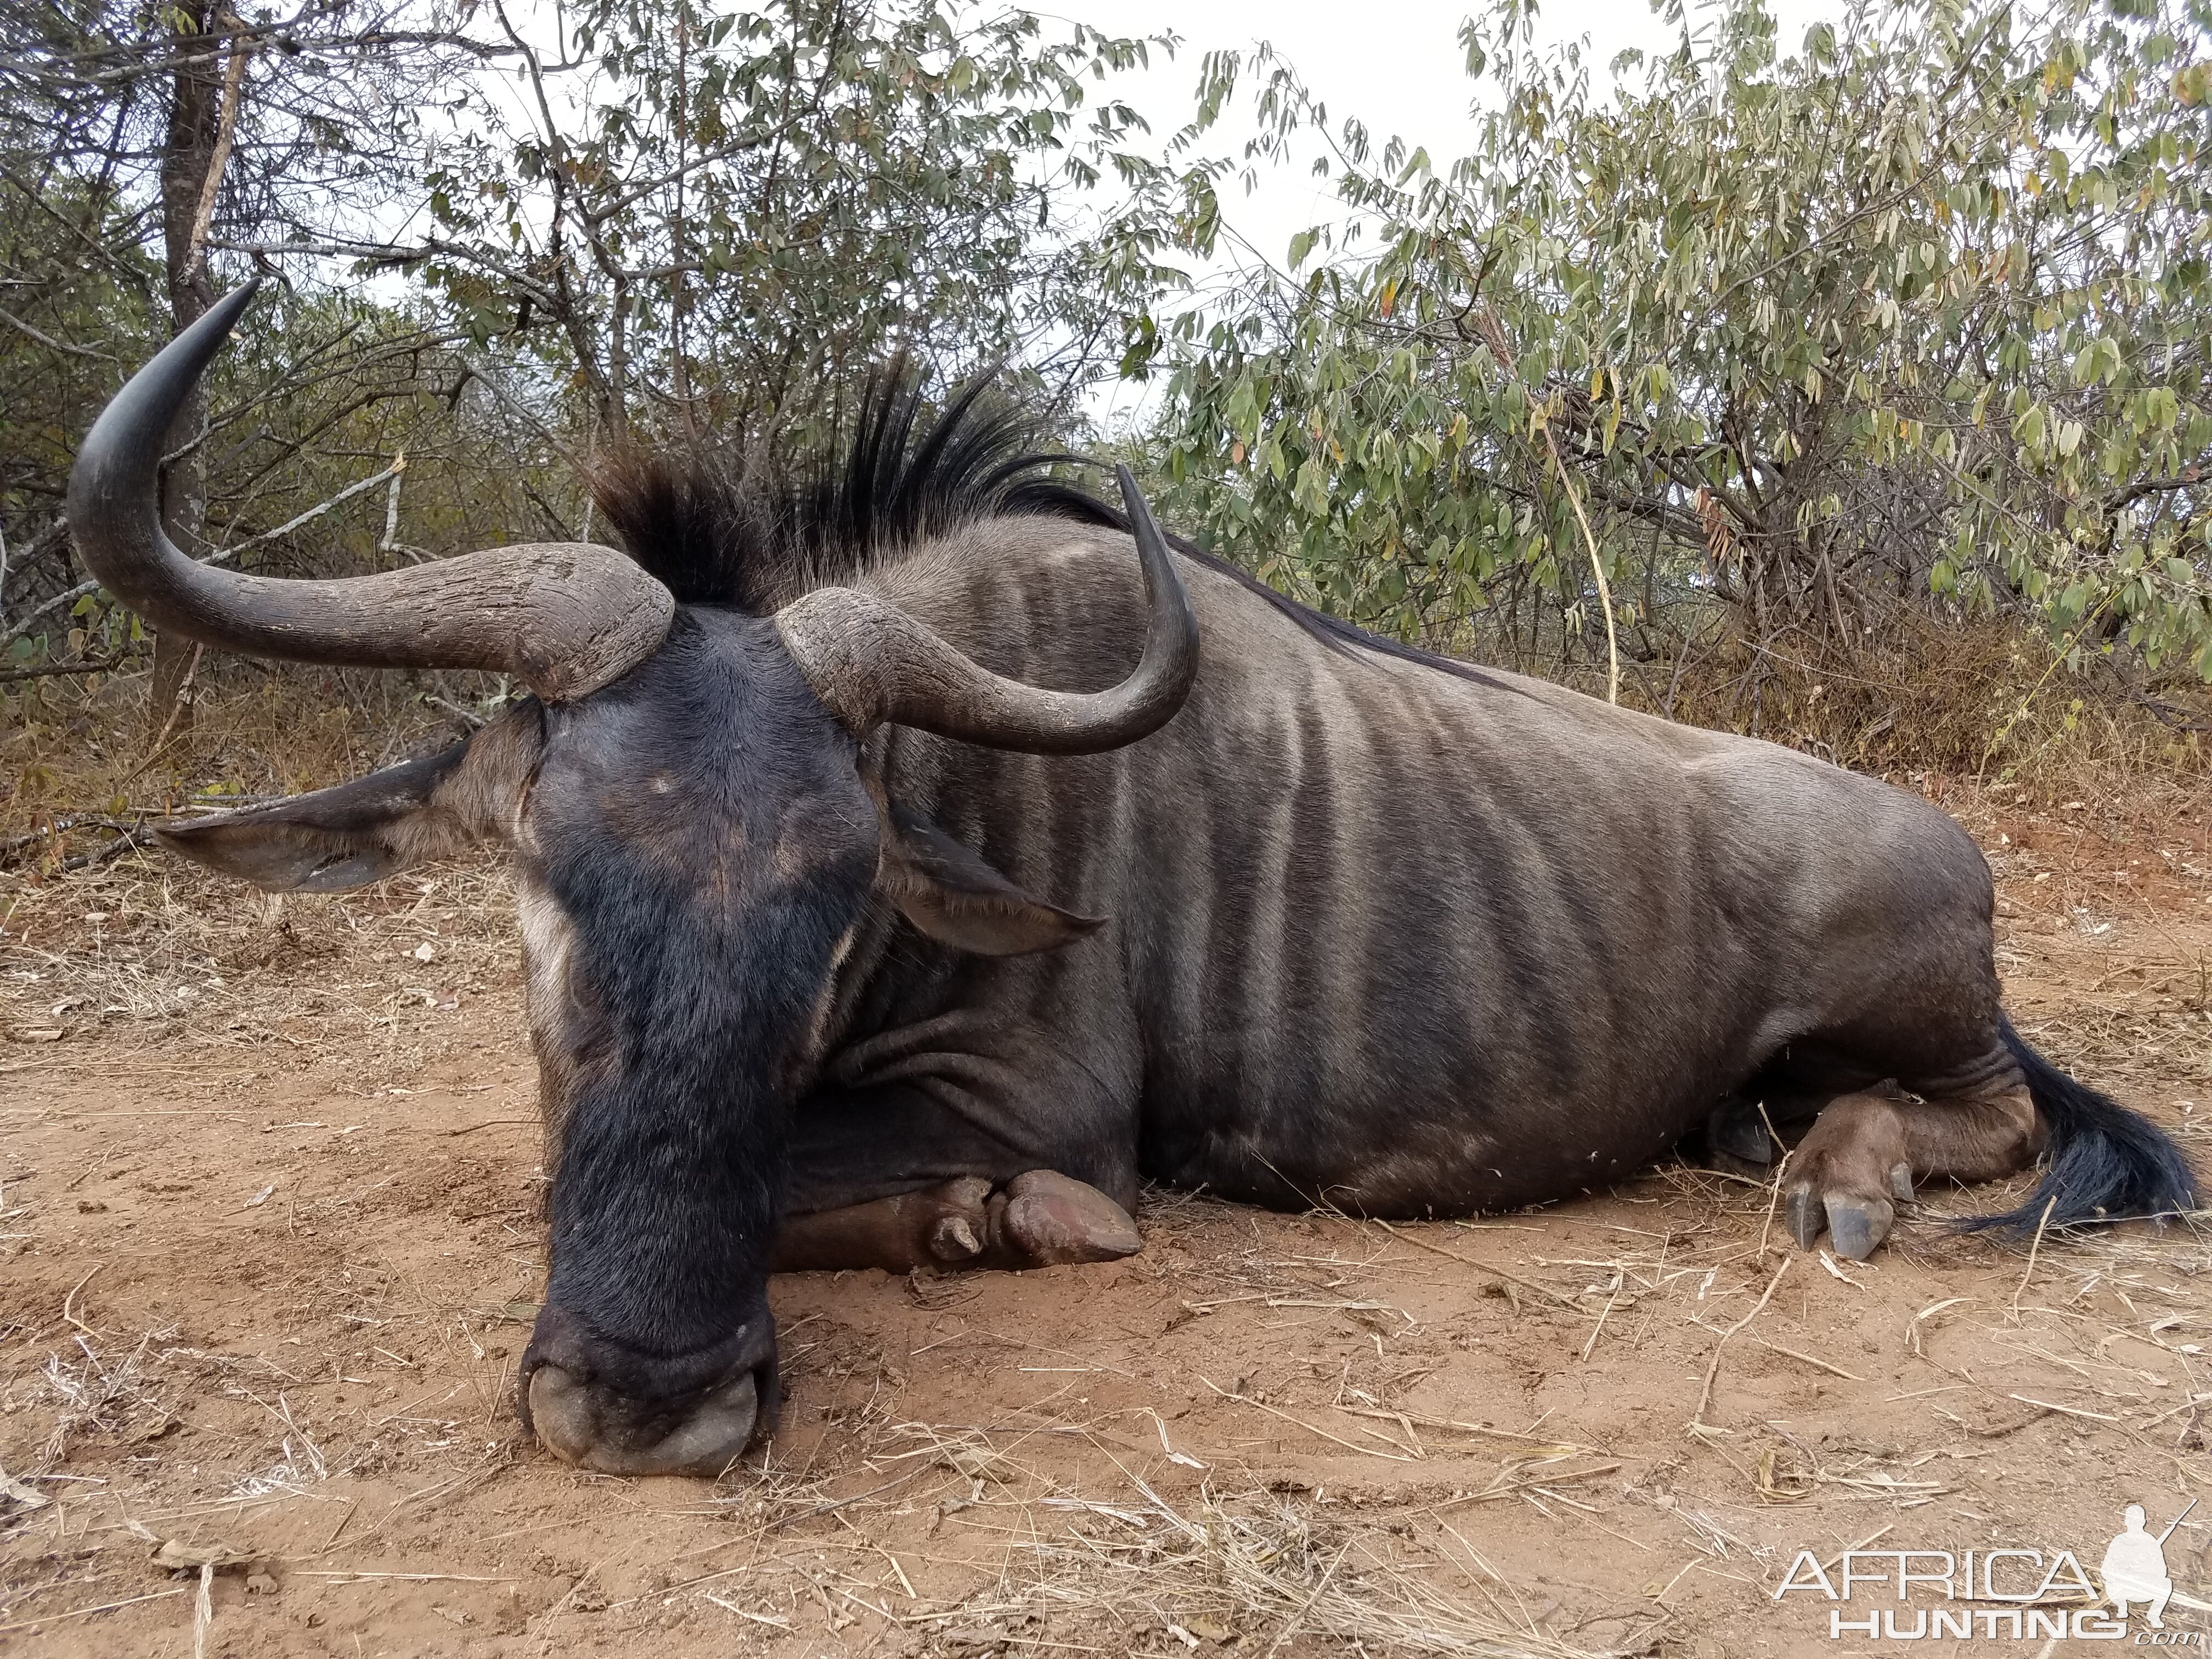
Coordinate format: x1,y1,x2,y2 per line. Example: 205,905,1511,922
1785,1061,2043,1259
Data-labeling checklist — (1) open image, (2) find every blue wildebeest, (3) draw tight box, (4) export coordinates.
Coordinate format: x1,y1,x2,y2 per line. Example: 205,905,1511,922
67,284,2195,1476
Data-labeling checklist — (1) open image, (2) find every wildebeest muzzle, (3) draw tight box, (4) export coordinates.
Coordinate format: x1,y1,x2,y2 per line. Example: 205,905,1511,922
516,1302,780,1478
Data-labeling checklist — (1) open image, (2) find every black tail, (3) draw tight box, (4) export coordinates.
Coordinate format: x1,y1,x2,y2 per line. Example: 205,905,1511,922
1959,1017,2198,1235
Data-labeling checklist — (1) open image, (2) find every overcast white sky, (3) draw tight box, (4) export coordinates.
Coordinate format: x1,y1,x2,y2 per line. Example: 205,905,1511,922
1045,0,1850,249
480,0,1850,421
1038,0,1847,422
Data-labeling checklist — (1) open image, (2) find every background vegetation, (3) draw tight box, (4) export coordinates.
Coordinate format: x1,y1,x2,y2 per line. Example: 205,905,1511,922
4,0,2209,862
1140,0,2212,768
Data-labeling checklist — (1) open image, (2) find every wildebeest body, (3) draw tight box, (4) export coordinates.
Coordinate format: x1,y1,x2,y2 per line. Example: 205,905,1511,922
784,521,2006,1221
76,298,2192,1477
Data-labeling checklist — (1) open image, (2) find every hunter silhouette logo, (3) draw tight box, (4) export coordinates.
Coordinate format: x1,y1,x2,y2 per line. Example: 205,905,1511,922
2102,1502,2191,1629
1774,1499,2209,1641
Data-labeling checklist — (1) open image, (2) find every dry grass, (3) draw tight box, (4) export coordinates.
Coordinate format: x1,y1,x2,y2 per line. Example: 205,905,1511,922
0,845,520,1055
558,1171,2212,1655
9,617,2207,857
643,1410,1641,1657
3,658,496,852
3,667,523,1056
1531,614,2212,791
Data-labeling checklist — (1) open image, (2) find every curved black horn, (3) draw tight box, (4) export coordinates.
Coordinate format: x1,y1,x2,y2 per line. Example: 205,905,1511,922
773,465,1199,755
67,280,673,702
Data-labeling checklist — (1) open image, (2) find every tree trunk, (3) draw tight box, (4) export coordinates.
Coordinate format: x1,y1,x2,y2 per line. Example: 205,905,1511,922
149,1,225,746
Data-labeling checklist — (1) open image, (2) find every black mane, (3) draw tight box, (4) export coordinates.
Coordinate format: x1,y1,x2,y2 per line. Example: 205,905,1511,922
590,359,1517,692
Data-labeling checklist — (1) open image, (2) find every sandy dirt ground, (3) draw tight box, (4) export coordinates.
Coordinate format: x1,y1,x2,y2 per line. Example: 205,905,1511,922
3,780,2210,1657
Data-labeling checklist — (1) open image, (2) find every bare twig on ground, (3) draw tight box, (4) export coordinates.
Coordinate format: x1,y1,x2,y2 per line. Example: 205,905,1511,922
1688,1257,1791,1435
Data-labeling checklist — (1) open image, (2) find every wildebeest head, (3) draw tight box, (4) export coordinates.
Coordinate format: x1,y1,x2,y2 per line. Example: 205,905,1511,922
67,284,1198,1477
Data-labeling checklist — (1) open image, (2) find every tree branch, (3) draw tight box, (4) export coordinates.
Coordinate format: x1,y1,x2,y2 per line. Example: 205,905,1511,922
0,306,114,359
180,12,254,289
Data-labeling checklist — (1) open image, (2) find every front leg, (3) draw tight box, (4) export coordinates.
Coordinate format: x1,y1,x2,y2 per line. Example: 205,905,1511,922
773,1171,1141,1273
773,1176,995,1272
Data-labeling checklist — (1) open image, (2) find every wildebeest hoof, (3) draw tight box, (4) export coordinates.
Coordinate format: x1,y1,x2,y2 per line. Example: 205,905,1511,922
998,1170,1141,1266
1824,1193,1894,1261
1786,1178,1898,1259
1890,1161,1916,1202
929,1213,983,1263
1785,1183,1824,1251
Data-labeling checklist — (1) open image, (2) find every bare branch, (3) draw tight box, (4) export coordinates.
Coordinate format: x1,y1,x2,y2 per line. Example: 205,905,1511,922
0,305,114,359
180,13,252,288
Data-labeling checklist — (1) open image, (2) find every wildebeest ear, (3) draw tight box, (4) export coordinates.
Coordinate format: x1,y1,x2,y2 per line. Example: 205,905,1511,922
155,707,543,893
877,803,1103,956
